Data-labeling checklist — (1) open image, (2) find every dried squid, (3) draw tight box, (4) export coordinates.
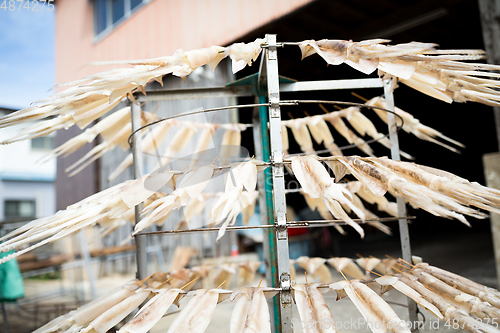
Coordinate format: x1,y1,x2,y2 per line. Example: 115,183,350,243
237,262,262,287
292,283,337,333
327,257,366,280
299,39,500,107
331,156,489,225
65,110,158,177
367,97,464,152
136,166,214,234
166,288,232,333
369,157,500,215
219,123,249,162
37,106,130,161
0,173,163,263
330,279,411,333
323,111,375,156
338,106,413,160
410,269,500,320
230,287,278,333
415,263,500,308
107,118,174,182
375,275,443,319
0,39,262,145
33,280,141,333
209,161,262,240
118,287,185,333
396,273,500,333
295,256,333,284
304,114,341,155
283,118,315,154
80,289,151,333
291,155,366,236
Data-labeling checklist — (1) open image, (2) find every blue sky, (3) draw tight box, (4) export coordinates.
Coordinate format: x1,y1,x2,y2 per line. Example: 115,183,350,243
0,3,55,110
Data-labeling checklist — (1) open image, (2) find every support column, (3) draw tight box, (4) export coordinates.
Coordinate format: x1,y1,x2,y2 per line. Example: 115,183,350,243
131,102,148,280
478,0,500,289
266,34,292,333
384,78,419,331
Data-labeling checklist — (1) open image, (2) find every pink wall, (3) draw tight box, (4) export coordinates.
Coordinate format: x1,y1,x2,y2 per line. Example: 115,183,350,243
55,0,314,85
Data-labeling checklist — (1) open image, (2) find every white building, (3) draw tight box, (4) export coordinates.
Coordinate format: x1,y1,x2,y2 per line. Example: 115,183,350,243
0,107,56,223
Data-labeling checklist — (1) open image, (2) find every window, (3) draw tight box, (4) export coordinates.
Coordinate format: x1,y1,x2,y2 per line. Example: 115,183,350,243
5,200,36,219
31,137,54,150
112,0,125,24
94,0,145,36
95,0,108,35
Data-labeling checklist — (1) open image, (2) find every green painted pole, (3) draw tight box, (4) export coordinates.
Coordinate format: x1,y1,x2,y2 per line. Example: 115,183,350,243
258,94,280,332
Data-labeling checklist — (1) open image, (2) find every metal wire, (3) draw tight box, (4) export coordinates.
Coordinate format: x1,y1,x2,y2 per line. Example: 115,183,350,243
260,42,301,48
137,224,276,235
385,301,410,308
141,151,256,162
134,216,415,236
288,216,415,226
162,161,270,175
127,100,404,152
127,103,269,147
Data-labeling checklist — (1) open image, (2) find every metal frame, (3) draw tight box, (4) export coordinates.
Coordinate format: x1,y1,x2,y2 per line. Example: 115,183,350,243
129,34,418,333
265,35,293,333
137,78,383,102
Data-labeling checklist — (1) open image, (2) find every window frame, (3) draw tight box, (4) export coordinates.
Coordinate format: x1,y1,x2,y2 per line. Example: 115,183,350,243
93,0,150,43
31,136,54,151
4,199,37,220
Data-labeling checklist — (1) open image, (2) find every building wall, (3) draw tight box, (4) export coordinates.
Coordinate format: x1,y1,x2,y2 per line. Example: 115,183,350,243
0,180,56,221
53,0,315,267
55,126,99,211
53,0,314,208
55,0,314,84
0,113,56,221
0,121,56,182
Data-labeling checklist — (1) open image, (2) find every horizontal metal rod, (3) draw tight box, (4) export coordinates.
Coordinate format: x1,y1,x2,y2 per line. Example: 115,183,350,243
136,85,253,102
134,78,384,102
280,78,383,92
135,216,415,235
290,216,416,226
137,225,276,235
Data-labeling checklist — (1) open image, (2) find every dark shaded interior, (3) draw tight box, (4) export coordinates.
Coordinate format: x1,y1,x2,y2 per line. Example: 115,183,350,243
233,0,498,270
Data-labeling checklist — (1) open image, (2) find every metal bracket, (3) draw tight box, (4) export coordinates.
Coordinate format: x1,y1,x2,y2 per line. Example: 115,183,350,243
277,224,287,240
273,163,284,176
280,273,291,292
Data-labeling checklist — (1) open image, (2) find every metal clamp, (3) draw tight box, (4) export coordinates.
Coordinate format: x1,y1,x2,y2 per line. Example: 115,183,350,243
277,224,288,240
280,272,291,291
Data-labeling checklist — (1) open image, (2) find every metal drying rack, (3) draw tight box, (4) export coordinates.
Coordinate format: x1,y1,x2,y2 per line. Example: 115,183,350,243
128,34,418,333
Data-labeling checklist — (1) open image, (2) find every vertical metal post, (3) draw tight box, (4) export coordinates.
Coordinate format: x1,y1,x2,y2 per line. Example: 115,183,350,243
266,34,292,333
253,97,280,333
383,78,419,331
131,102,148,280
78,230,98,299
